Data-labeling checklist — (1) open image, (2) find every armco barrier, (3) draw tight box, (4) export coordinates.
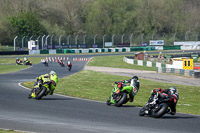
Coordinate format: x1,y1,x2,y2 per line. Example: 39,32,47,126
40,50,49,54
0,51,29,55
49,50,56,54
56,49,63,54
163,46,181,50
29,50,40,55
123,56,199,78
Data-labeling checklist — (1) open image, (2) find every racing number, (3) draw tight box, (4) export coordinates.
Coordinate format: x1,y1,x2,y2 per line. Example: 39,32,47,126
183,59,193,70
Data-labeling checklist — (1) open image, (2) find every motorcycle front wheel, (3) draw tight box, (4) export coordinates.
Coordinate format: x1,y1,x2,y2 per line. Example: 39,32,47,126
139,107,146,116
35,86,47,100
115,93,127,107
106,97,111,106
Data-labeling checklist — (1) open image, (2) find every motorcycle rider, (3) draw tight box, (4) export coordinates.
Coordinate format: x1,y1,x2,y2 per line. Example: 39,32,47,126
116,76,140,102
148,87,179,115
67,60,72,69
24,57,30,65
42,59,48,66
16,58,22,65
58,59,63,64
28,71,58,98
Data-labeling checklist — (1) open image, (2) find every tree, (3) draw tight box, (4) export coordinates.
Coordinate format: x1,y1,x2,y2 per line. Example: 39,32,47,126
8,11,46,37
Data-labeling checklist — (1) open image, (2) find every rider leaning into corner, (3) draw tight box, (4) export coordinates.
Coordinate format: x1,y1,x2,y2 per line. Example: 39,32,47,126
116,76,140,102
28,71,58,98
16,58,22,65
148,87,179,115
67,60,72,67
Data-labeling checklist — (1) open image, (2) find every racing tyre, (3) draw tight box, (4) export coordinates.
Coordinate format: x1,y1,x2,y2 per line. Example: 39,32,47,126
139,107,145,116
35,86,47,100
106,97,111,106
152,103,168,118
115,93,127,107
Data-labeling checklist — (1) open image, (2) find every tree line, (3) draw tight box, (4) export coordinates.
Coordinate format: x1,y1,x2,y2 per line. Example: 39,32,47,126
0,0,200,46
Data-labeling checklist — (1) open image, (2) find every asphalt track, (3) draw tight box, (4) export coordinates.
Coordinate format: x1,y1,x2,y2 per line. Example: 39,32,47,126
0,53,200,133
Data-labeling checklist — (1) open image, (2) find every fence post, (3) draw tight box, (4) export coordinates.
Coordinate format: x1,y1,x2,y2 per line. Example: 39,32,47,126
14,36,18,51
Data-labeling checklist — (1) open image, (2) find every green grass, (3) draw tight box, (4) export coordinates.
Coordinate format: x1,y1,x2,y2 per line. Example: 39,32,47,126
0,57,42,74
0,65,29,74
88,55,156,71
23,70,200,115
0,129,21,133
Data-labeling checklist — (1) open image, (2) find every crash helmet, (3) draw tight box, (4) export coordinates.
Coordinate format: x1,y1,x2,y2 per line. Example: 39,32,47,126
24,57,27,61
16,57,19,60
50,71,57,76
169,87,177,95
132,76,138,80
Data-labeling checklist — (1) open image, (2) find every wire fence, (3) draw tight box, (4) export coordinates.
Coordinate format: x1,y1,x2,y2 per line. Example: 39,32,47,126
13,32,200,50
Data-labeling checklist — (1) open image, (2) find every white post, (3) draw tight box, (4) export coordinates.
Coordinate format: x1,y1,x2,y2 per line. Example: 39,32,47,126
121,34,125,44
94,34,98,44
14,36,18,51
103,34,106,48
59,35,63,47
22,36,26,48
37,35,41,49
185,31,189,41
75,35,78,44
83,35,87,44
112,34,115,47
50,35,54,45
45,35,50,47
67,35,71,45
141,34,144,45
42,35,45,50
29,36,33,40
130,33,133,45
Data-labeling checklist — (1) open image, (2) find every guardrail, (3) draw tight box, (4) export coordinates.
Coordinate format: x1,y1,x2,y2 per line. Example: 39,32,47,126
123,56,200,78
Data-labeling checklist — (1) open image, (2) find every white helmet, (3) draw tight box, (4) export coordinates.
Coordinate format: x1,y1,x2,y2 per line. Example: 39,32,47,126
50,71,56,75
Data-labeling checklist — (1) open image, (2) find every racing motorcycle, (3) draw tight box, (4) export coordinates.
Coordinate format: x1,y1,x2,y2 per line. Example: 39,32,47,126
24,60,32,65
30,78,50,99
106,82,133,107
67,62,72,71
16,59,23,65
139,92,174,118
58,60,65,67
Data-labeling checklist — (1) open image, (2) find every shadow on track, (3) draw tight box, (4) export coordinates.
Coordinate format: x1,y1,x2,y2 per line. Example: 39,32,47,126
121,105,137,108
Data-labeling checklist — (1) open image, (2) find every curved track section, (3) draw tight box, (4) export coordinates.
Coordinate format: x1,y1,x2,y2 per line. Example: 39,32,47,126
0,54,200,133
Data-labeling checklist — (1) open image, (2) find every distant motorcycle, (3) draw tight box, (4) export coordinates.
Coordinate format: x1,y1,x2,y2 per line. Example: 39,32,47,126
16,59,23,65
58,60,65,67
24,60,32,65
139,92,175,118
67,61,72,71
41,59,48,67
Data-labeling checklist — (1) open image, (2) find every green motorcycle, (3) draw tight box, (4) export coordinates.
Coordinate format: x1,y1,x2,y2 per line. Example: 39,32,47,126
107,82,133,107
31,78,50,99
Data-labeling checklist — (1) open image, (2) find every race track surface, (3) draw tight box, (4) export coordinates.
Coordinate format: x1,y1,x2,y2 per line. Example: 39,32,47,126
0,53,200,133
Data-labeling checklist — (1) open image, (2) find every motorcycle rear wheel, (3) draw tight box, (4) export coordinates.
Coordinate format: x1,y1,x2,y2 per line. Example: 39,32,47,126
152,103,168,118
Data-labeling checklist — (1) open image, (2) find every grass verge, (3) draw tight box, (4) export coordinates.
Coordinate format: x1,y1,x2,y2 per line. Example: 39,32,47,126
0,129,21,133
87,55,156,71
23,70,200,115
0,57,43,74
0,65,29,74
